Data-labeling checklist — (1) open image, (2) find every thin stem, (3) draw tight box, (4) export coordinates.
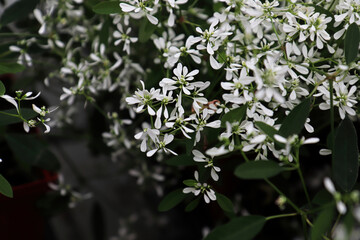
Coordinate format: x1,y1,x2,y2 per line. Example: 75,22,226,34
327,0,337,10
240,149,249,162
0,111,20,118
297,166,312,207
302,215,309,240
265,178,302,213
266,212,298,221
330,213,341,236
295,148,312,207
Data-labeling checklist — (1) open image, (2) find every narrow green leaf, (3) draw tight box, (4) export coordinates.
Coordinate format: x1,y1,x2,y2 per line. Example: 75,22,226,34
332,117,359,192
185,198,200,212
0,174,13,198
158,189,186,212
0,108,37,126
221,104,247,128
0,62,25,74
234,160,284,179
0,0,40,26
345,23,360,65
279,98,311,137
164,154,194,166
183,179,197,187
216,193,234,213
92,1,122,14
139,19,157,43
311,205,335,240
204,215,266,240
0,80,5,96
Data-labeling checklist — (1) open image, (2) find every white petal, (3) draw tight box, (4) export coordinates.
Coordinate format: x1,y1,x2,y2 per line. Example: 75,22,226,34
337,201,347,215
274,134,287,144
209,55,223,70
303,137,319,144
250,134,266,144
146,14,158,25
120,3,136,12
1,95,19,111
23,122,30,132
147,105,156,116
146,149,158,157
211,169,219,181
324,177,336,194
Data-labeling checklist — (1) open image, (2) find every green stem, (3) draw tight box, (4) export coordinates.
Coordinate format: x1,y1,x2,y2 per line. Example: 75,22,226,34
297,166,312,207
264,178,302,213
327,0,337,10
330,213,341,236
295,148,312,207
266,212,298,221
302,215,309,240
240,149,249,162
0,111,20,118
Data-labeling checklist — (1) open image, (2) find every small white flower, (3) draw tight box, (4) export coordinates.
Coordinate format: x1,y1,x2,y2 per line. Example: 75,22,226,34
146,134,177,157
192,150,221,181
324,177,347,215
183,171,217,203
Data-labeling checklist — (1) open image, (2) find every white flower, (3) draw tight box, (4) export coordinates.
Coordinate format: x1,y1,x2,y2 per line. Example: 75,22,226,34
159,63,199,95
324,177,347,215
192,150,221,181
318,82,357,119
9,45,32,66
120,1,159,25
126,80,161,115
134,123,160,152
274,134,319,159
113,24,138,54
146,134,177,157
183,171,217,203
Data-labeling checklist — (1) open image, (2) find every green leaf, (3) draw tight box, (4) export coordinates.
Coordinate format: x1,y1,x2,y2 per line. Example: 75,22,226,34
312,189,333,206
99,16,110,47
0,108,37,126
216,193,234,213
204,215,266,240
0,174,13,198
345,23,360,65
92,1,122,14
183,179,197,187
332,117,359,192
139,19,157,43
164,154,194,166
344,210,355,235
234,160,284,179
185,198,200,212
0,80,5,96
278,98,311,137
5,134,60,171
221,104,247,128
310,205,335,240
0,62,25,74
0,0,40,26
158,189,186,212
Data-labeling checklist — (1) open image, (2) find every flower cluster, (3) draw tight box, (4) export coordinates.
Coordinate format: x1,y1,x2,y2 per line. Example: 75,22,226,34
6,0,360,238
